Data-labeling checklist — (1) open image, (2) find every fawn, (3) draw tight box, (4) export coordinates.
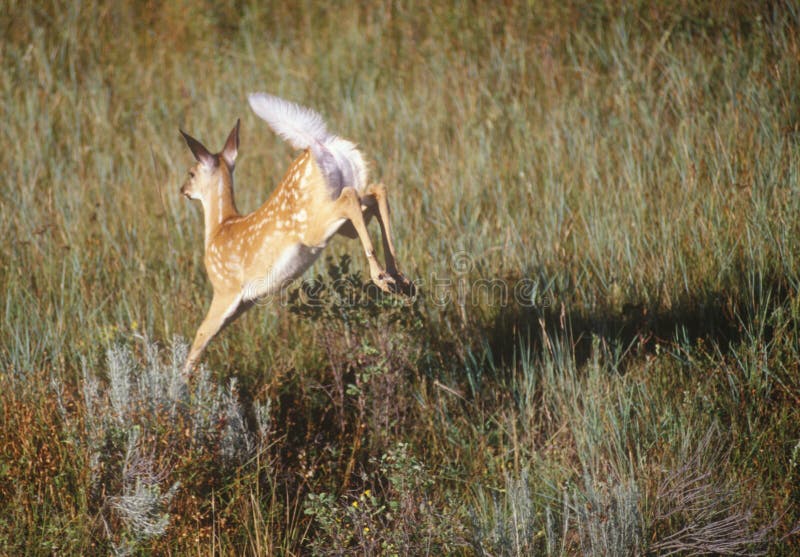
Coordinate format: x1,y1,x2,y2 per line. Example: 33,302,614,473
179,94,411,372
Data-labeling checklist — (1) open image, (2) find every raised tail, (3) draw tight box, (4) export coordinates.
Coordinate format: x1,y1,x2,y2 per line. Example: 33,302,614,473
248,93,367,194
248,93,329,151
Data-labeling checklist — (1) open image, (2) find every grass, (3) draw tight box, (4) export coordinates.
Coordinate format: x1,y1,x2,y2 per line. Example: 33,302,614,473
1,0,800,554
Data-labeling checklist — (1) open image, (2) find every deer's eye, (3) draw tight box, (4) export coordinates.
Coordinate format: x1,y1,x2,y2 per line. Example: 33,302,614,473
189,171,195,178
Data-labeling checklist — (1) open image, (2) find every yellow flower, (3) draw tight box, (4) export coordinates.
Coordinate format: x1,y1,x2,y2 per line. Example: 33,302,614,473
351,500,359,508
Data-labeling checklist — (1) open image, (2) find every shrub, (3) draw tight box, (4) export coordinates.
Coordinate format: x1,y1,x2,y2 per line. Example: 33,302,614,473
304,443,466,556
61,336,271,553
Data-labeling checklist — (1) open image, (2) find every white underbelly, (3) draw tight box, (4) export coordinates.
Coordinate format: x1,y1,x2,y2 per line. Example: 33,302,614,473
323,218,348,242
242,243,323,301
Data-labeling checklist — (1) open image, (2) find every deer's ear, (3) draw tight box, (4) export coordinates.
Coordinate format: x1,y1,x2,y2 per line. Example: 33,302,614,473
180,129,216,168
221,119,240,169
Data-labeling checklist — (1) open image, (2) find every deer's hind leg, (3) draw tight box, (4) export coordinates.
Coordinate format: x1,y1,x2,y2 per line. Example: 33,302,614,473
335,200,376,239
308,187,395,293
362,183,413,293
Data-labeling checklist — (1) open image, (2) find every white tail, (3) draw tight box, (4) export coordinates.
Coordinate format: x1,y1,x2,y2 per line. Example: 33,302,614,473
248,93,367,195
247,93,330,150
179,94,412,373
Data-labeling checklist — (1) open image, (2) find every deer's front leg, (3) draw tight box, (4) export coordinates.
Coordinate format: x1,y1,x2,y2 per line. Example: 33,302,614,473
363,182,413,293
331,187,395,293
184,292,245,373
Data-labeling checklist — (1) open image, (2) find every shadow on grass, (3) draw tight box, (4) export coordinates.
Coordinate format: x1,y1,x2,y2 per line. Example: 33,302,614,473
229,257,794,497
479,266,791,373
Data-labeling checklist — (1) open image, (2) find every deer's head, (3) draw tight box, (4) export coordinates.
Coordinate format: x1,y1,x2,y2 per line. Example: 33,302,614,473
180,120,240,203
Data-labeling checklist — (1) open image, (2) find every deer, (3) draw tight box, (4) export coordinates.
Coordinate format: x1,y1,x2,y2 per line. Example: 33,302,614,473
179,93,412,373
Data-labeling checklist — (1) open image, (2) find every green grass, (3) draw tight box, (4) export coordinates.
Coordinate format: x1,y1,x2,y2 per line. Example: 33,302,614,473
2,0,800,554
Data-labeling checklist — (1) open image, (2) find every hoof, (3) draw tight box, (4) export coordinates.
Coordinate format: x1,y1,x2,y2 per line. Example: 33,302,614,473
182,360,197,377
389,270,416,296
372,271,396,293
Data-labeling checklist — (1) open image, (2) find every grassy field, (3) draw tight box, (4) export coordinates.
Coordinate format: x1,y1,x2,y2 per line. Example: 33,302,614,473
2,0,800,554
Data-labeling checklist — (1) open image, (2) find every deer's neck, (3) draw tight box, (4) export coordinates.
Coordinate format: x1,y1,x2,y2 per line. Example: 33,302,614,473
203,174,240,249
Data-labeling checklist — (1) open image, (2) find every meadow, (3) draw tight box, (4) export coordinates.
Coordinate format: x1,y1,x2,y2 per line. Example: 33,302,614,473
1,0,799,554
